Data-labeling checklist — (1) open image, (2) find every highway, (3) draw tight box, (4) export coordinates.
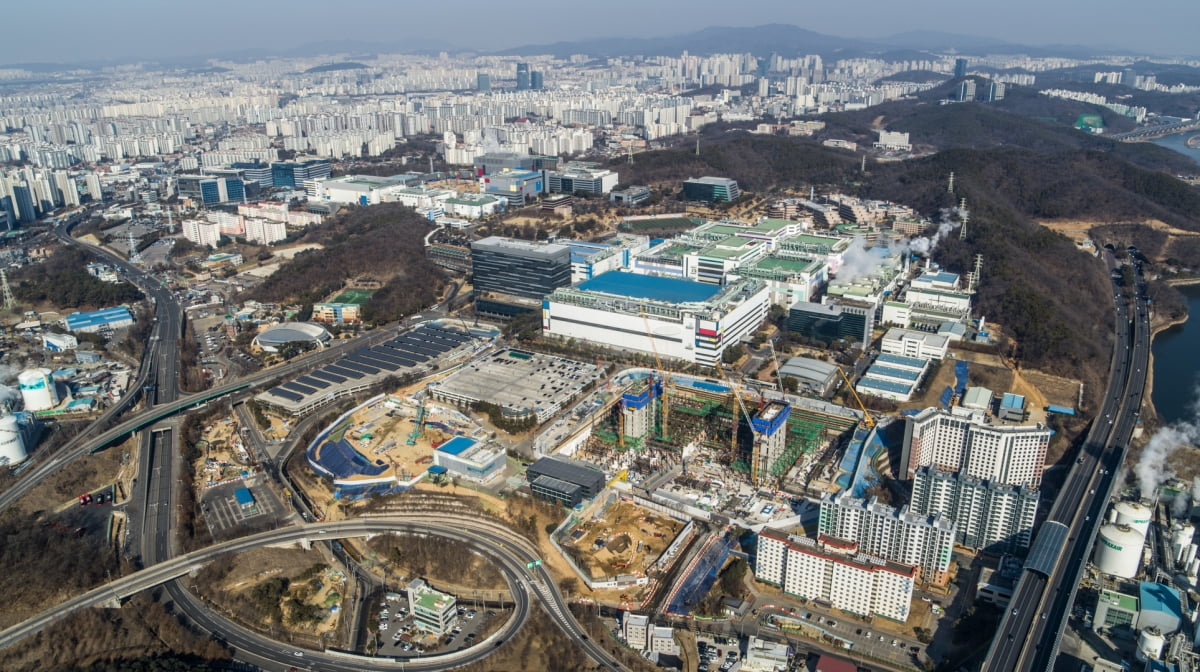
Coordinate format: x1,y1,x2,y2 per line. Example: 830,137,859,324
0,515,630,671
983,258,1150,672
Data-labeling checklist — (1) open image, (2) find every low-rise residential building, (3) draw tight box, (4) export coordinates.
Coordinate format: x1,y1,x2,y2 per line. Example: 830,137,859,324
756,530,916,622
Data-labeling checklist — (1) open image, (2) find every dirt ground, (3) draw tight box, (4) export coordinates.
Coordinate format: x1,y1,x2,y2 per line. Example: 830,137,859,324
14,437,130,516
195,414,257,488
561,500,684,580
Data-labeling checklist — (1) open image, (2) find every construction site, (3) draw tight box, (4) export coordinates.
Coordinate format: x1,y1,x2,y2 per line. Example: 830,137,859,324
573,369,861,493
557,499,686,582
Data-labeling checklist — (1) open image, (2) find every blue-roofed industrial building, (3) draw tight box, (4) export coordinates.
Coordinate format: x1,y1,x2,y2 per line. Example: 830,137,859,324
63,307,134,333
543,270,770,367
856,352,928,401
1139,581,1183,634
433,436,506,483
1000,393,1027,422
234,487,256,510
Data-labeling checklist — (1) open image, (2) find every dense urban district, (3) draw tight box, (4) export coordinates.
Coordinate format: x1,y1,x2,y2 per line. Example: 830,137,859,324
3,25,1200,672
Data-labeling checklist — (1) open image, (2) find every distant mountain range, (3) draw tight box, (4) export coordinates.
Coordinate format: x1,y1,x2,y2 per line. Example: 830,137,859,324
0,24,1139,72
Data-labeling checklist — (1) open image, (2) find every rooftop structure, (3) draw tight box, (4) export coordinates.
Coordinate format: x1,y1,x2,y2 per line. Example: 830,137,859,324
819,491,956,585
63,306,134,333
544,270,769,366
429,349,599,424
683,176,740,203
777,356,839,398
433,436,506,483
407,578,458,635
471,236,572,301
252,322,331,353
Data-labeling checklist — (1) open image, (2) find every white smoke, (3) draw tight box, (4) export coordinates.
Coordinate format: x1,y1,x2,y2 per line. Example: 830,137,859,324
1135,391,1200,502
481,128,504,155
0,386,17,411
896,208,964,259
835,236,888,284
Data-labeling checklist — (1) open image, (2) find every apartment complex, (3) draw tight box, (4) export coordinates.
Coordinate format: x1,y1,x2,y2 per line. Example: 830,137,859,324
818,492,956,585
757,529,916,622
910,466,1039,554
901,407,1051,487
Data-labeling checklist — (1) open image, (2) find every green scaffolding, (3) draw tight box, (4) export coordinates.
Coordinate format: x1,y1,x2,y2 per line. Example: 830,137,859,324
768,419,823,477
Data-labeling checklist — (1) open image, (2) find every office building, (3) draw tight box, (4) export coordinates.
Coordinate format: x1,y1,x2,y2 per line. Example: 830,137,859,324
547,163,618,195
621,613,679,654
531,70,544,90
311,302,361,325
177,175,244,205
610,186,652,206
543,271,770,366
880,327,949,360
818,491,956,585
516,62,531,90
910,466,1039,553
756,530,916,622
526,455,606,506
473,152,558,176
406,579,458,635
901,407,1051,487
480,169,545,206
477,73,491,92
954,58,968,78
433,436,506,484
788,299,873,346
683,176,741,203
470,236,572,300
270,159,331,189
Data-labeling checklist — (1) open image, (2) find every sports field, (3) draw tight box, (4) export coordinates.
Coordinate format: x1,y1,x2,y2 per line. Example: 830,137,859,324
331,289,374,304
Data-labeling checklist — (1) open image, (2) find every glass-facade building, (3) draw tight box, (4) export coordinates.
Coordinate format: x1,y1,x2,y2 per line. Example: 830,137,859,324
470,236,571,300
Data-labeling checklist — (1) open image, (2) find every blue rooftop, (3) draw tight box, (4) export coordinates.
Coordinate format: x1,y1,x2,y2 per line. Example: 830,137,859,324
428,464,448,474
918,271,959,284
1001,393,1027,409
858,377,916,394
1140,582,1184,619
63,306,133,330
875,352,927,369
234,488,255,506
866,364,922,381
577,271,721,303
437,436,478,456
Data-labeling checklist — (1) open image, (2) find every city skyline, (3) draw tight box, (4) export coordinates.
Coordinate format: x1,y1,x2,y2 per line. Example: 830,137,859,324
3,0,1198,65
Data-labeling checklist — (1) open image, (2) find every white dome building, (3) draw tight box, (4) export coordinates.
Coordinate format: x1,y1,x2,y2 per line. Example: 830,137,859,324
252,322,331,353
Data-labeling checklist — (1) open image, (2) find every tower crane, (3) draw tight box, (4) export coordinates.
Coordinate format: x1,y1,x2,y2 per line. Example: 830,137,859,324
837,367,876,428
715,360,764,483
639,307,670,442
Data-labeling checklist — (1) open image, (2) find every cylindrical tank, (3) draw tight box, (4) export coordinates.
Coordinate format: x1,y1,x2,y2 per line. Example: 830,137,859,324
1186,543,1198,567
1189,557,1200,578
0,414,26,466
1109,508,1119,524
1115,501,1153,536
1172,522,1195,550
17,368,57,412
1095,524,1144,578
1138,627,1165,661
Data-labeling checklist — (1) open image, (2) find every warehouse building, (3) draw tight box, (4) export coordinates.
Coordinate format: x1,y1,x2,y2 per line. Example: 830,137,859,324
776,356,839,398
1139,582,1183,634
526,455,606,507
543,270,769,367
855,352,928,403
63,306,134,333
433,436,506,483
756,529,916,622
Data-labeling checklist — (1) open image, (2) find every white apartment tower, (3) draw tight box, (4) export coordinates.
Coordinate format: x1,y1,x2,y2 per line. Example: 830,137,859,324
901,407,1050,487
756,530,915,622
910,466,1039,553
818,491,956,585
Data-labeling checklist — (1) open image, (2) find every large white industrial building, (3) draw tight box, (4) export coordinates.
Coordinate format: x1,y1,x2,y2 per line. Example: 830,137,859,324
757,529,916,622
818,491,956,585
901,407,1050,487
542,271,769,366
18,368,59,411
433,436,506,483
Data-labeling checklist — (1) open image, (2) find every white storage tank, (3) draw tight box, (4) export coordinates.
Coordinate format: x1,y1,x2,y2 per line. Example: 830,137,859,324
1094,524,1144,578
0,414,26,466
1115,501,1153,536
17,369,57,412
1189,557,1200,578
1138,627,1165,661
1171,522,1195,551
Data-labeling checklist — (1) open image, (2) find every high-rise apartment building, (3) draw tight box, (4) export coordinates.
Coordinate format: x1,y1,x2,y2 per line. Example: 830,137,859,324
818,491,956,585
470,236,572,300
477,73,491,92
910,466,1039,554
901,407,1051,487
756,530,916,622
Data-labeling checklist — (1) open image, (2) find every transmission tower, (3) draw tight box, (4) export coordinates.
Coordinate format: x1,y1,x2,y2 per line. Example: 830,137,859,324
127,230,142,265
966,254,984,293
958,199,970,240
0,269,15,311
947,172,955,193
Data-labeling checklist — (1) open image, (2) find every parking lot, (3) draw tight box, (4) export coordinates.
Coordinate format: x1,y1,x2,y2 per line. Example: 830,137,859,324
696,635,742,672
201,479,285,539
371,597,507,657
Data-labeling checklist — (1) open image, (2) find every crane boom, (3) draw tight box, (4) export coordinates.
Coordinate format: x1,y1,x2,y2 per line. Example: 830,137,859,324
837,367,875,428
715,361,764,483
639,308,669,441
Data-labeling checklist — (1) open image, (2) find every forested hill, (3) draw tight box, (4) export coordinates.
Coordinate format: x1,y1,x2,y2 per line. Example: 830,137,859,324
616,129,1200,401
242,203,445,324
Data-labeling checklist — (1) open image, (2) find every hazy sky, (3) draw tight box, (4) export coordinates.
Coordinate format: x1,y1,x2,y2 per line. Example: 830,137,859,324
5,0,1197,64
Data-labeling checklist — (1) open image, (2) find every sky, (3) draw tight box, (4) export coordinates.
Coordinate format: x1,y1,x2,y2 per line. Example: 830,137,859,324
4,0,1197,64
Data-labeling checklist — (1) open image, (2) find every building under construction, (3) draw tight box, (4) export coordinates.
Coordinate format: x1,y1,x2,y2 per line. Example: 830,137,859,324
581,373,841,488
